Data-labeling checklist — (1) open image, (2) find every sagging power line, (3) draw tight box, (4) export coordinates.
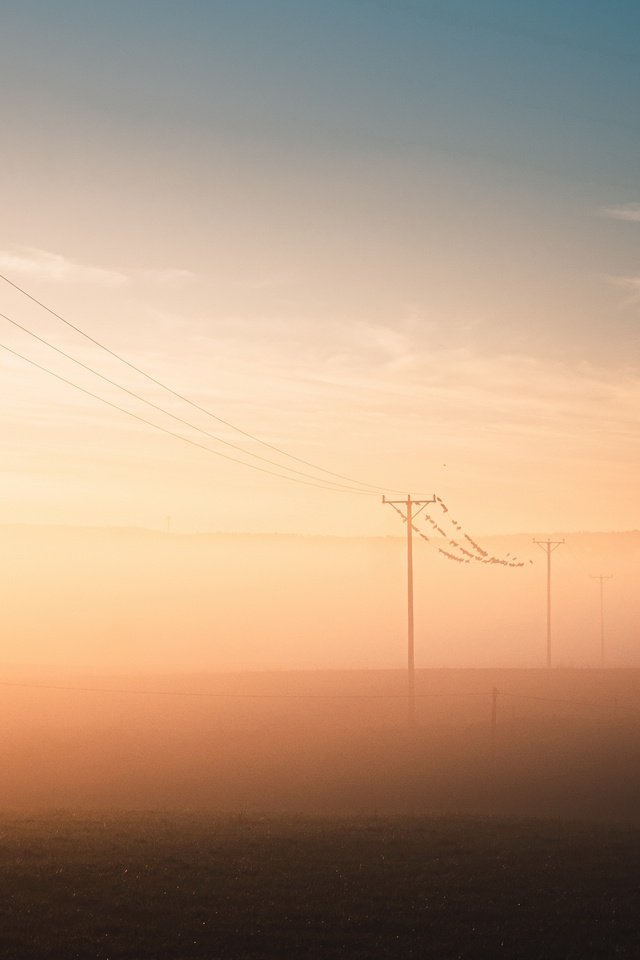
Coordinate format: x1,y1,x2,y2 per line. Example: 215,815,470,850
0,341,375,496
0,310,376,495
0,272,406,496
421,496,529,568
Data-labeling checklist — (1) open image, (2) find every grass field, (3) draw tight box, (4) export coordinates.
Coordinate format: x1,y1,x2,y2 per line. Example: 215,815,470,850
1,813,639,959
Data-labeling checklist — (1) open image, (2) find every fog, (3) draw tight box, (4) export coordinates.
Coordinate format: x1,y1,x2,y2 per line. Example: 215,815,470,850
1,525,639,671
2,667,640,822
2,526,639,820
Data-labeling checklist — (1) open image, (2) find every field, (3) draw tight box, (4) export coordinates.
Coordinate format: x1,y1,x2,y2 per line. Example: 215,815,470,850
1,813,639,959
2,669,640,822
3,669,640,957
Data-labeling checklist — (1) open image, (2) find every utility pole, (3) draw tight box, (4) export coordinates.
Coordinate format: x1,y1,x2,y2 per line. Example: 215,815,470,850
383,494,436,727
533,538,564,668
491,686,499,759
590,575,613,668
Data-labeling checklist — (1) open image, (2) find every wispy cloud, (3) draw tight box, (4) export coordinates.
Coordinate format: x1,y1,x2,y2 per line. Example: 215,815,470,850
139,268,198,286
0,246,203,290
605,274,640,307
0,247,128,286
132,307,640,461
619,277,640,305
601,203,640,222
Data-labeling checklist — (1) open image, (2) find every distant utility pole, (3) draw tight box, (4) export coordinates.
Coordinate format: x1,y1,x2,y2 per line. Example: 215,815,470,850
590,575,613,668
533,538,564,668
383,494,436,727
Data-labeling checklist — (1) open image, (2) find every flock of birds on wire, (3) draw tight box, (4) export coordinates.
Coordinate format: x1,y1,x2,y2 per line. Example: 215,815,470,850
387,496,530,569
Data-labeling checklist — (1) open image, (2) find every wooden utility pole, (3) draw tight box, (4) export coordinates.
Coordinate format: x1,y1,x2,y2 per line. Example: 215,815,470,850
383,494,436,726
533,538,564,668
590,575,613,667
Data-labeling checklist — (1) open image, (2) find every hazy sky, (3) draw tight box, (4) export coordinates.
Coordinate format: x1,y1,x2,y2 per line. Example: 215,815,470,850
1,1,639,535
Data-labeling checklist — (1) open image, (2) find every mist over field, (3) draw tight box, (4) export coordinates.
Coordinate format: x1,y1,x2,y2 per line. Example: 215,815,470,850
2,524,639,671
2,664,640,822
0,524,638,822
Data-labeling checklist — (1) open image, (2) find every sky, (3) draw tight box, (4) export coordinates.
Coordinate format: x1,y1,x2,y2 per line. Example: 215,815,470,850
1,0,639,537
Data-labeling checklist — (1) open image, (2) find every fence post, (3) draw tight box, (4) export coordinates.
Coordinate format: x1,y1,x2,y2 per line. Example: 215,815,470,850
491,687,499,757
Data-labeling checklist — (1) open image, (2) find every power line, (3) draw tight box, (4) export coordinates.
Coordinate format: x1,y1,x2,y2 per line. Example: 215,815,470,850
0,310,377,494
500,690,606,710
0,679,491,700
1,678,628,711
0,272,404,495
416,496,530,568
0,341,376,496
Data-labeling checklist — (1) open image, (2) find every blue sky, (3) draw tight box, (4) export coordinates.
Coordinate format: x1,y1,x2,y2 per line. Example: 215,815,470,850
0,1,638,534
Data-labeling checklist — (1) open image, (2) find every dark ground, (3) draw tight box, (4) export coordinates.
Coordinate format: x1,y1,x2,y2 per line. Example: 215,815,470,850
1,813,639,959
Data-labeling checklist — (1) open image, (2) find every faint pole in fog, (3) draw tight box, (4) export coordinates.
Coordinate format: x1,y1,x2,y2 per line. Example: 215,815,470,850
382,493,436,727
590,574,613,667
491,686,499,759
166,515,172,534
533,538,564,668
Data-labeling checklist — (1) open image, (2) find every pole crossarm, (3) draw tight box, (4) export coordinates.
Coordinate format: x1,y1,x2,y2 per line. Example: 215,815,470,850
533,539,565,553
383,494,436,728
382,495,436,511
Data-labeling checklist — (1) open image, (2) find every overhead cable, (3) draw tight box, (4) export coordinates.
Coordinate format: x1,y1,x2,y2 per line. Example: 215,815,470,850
1,310,375,494
0,341,376,496
0,272,404,495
